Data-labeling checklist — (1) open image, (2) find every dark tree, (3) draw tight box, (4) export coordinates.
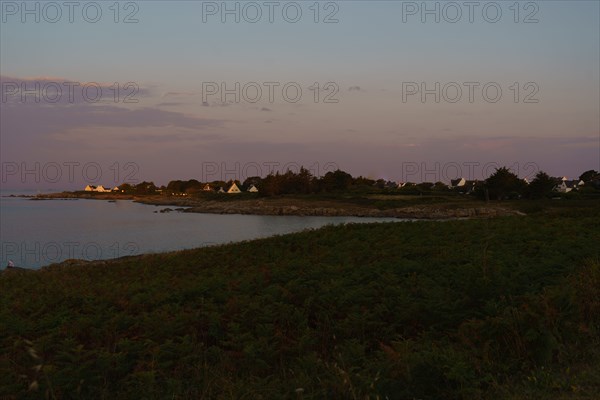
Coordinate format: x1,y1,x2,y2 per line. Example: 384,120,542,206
242,176,263,191
579,170,599,182
320,170,353,192
167,180,184,193
526,171,557,199
484,167,526,200
134,181,157,194
118,183,133,193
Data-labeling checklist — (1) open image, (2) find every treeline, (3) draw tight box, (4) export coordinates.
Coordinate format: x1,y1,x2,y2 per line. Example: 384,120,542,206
115,167,600,199
476,168,600,200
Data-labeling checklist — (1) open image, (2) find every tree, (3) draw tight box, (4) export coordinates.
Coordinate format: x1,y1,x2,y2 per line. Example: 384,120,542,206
319,170,353,192
579,170,599,182
258,173,281,196
433,181,451,192
526,171,557,199
134,181,157,195
242,176,262,191
118,183,133,193
484,167,526,200
183,179,202,193
167,180,184,194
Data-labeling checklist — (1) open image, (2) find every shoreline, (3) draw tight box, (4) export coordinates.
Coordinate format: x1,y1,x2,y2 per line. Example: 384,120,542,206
24,191,526,219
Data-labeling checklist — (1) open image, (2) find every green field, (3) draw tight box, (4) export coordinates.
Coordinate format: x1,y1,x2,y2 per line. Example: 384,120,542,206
1,202,599,399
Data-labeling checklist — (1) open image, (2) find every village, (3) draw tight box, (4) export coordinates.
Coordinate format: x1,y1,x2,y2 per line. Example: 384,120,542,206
81,167,599,199
84,181,258,195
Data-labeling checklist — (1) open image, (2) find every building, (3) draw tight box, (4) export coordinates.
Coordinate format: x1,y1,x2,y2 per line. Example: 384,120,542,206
83,185,114,193
247,184,259,193
95,185,111,193
450,178,466,188
554,177,584,193
225,182,241,194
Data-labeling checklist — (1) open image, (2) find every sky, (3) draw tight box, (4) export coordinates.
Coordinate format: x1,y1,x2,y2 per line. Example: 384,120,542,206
1,0,599,190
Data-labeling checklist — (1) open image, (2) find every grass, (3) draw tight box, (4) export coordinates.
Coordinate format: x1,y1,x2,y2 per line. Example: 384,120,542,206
1,202,599,399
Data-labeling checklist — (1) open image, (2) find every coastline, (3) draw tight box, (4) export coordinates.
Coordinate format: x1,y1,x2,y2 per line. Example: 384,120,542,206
26,191,526,219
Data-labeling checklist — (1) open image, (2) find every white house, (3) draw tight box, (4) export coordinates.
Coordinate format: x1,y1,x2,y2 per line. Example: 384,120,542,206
225,182,241,194
567,180,585,189
450,178,466,188
202,183,213,192
96,185,112,193
83,184,114,193
554,177,584,193
247,184,259,193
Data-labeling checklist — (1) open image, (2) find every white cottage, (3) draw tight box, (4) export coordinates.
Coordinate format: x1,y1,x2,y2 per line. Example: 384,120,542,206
96,185,111,193
450,178,466,188
247,184,259,193
225,182,241,194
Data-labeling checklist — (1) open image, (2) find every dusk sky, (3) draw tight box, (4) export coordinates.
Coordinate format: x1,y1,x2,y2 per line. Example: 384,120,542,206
1,0,599,190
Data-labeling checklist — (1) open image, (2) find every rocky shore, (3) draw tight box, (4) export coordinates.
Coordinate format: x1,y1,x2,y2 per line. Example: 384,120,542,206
26,192,525,219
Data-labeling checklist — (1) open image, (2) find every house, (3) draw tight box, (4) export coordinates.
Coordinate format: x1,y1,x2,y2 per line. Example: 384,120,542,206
217,187,225,193
83,184,115,193
202,183,213,192
247,184,259,193
452,179,479,194
553,177,582,193
225,181,241,194
566,180,584,190
450,178,466,188
554,178,584,193
554,180,570,193
462,180,480,194
96,185,111,193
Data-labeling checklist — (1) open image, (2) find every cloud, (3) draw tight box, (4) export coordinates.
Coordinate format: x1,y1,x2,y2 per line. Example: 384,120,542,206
157,102,184,107
348,86,365,92
1,75,223,143
260,107,272,112
1,75,152,105
201,101,234,107
1,103,225,142
162,91,196,97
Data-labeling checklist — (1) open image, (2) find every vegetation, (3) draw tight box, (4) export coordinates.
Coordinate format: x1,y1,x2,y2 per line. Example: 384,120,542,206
1,202,599,399
79,167,600,203
525,171,558,199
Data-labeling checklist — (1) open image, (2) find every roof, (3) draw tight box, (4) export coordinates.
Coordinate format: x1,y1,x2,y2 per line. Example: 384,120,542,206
225,181,240,192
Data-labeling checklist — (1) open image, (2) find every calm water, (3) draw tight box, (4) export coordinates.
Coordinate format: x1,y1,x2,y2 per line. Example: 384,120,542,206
0,194,399,269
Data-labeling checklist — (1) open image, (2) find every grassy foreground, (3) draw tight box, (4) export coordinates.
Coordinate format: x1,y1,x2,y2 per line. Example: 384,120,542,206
1,204,599,399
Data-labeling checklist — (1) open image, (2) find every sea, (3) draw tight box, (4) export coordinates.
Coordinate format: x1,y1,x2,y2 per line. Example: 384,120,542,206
0,190,399,269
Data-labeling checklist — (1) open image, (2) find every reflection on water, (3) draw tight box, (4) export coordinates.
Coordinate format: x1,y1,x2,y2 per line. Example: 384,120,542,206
0,196,399,269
